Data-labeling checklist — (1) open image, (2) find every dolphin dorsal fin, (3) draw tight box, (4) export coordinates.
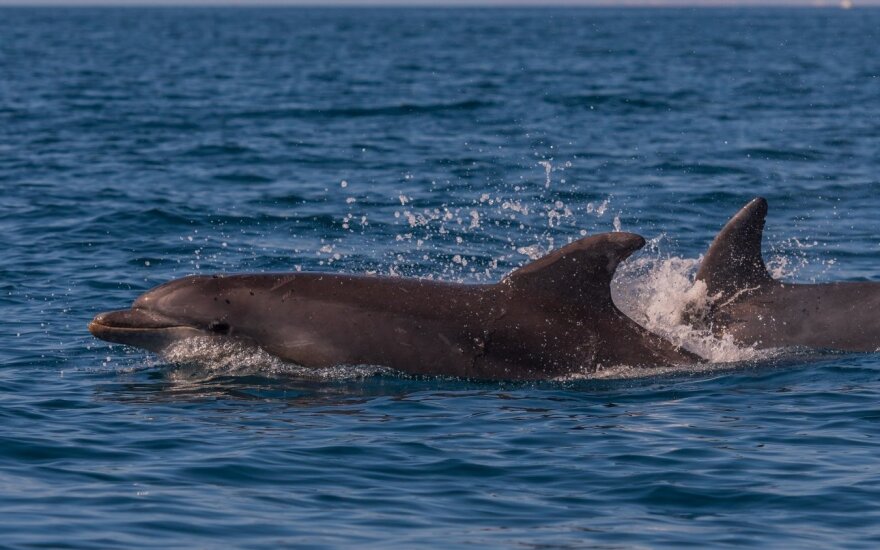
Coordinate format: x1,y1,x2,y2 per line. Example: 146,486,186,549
503,232,645,308
696,197,773,298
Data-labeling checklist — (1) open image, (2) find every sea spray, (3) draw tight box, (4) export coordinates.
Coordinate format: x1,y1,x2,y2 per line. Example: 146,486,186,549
613,255,766,364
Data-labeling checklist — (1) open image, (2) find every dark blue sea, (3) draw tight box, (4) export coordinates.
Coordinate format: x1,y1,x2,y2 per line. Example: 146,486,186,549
2,6,880,548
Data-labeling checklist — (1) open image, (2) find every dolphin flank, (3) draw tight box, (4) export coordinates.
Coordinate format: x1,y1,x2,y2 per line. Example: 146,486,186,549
89,232,699,380
690,197,880,352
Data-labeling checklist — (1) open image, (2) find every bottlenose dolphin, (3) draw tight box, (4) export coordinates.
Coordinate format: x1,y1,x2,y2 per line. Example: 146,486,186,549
89,232,698,380
690,197,880,352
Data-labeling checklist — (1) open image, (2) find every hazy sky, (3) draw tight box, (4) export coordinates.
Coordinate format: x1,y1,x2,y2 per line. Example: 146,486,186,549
0,0,877,6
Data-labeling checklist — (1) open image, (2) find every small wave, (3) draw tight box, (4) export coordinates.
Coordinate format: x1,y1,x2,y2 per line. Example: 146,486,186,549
231,100,492,120
212,172,273,184
651,161,751,176
691,191,756,205
135,119,201,131
265,193,309,206
545,93,679,111
89,207,194,228
738,147,824,162
183,143,257,157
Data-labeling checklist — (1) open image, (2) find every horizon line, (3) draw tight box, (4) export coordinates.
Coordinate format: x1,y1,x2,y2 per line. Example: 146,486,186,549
0,0,873,8
0,2,871,7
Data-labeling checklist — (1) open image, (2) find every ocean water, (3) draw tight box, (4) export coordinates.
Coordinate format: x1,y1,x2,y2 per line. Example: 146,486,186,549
2,6,880,548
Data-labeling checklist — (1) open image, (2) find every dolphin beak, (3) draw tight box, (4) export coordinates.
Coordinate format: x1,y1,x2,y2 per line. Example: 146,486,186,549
88,308,198,352
90,308,181,331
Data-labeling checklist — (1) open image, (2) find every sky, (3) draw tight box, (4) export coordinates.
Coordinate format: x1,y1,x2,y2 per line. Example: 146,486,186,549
0,0,877,6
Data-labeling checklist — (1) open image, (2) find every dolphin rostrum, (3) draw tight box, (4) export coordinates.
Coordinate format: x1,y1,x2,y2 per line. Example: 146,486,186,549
89,232,698,380
690,197,880,352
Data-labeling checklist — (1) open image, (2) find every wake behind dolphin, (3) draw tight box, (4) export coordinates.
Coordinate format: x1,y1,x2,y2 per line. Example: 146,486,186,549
89,232,699,381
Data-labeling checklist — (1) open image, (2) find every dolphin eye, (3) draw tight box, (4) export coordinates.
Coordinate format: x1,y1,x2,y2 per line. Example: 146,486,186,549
208,320,230,334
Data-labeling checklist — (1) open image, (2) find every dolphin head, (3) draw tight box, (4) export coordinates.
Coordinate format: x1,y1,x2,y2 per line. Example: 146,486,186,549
88,275,261,353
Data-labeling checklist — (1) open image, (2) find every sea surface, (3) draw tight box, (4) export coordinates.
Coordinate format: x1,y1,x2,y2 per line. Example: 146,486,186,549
2,7,880,548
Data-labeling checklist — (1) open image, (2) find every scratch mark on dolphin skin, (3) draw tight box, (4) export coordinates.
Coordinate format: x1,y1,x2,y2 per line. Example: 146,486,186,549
717,285,761,310
270,279,295,292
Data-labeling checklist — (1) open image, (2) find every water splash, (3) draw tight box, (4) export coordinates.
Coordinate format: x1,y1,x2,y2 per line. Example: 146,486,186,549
766,237,836,283
612,254,765,364
317,159,620,282
538,160,552,188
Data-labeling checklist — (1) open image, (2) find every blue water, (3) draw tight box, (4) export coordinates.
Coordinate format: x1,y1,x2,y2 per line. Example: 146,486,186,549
3,6,880,547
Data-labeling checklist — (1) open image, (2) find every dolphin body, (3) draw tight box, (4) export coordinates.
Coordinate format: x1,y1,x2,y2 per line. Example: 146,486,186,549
89,232,698,380
690,197,880,352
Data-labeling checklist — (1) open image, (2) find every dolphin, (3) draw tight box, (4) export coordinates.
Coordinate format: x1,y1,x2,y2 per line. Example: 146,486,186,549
89,232,698,380
689,197,880,352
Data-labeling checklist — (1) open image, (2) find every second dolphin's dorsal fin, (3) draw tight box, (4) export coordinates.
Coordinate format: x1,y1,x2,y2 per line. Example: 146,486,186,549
696,197,774,298
503,232,645,308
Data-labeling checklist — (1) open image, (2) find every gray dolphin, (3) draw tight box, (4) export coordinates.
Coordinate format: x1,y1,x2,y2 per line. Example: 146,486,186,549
691,197,880,352
89,232,698,380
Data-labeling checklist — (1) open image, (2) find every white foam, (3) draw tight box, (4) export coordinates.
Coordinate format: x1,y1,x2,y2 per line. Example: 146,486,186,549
553,360,752,382
612,255,767,364
160,337,390,383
